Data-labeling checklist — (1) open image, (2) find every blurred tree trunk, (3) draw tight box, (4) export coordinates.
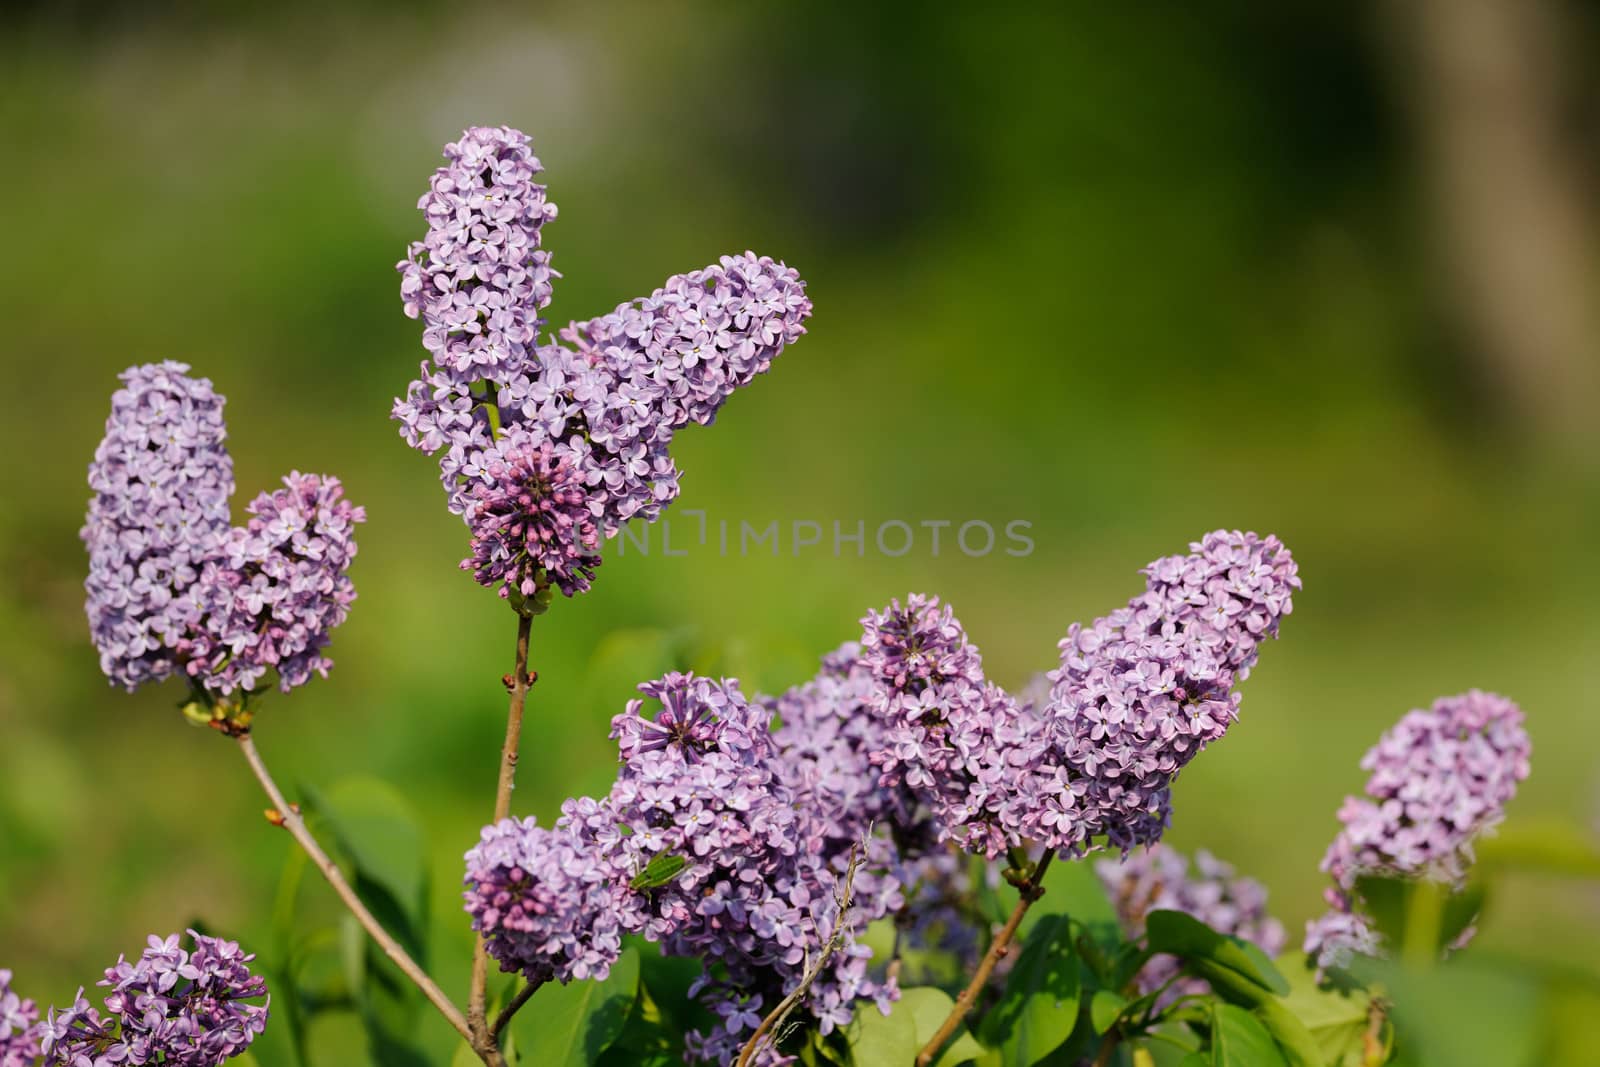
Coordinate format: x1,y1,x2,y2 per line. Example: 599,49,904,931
1386,0,1599,462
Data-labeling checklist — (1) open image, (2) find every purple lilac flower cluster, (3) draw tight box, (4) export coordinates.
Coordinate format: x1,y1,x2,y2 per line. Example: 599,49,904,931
857,596,1046,859
83,364,364,699
1097,844,1285,1004
1304,690,1530,969
464,670,895,1065
394,126,810,603
0,970,41,1067
81,362,235,691
38,932,267,1067
464,816,623,985
1034,531,1300,856
459,435,600,600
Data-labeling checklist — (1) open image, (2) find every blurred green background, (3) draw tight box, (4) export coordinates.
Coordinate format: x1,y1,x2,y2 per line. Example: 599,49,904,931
2,1,1598,1062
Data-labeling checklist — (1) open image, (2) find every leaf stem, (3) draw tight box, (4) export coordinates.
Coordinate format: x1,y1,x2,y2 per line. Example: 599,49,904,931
469,611,536,1045
915,848,1056,1067
236,734,500,1063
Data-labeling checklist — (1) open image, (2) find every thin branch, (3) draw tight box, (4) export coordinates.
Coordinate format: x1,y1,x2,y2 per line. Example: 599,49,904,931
736,841,865,1067
236,734,499,1063
492,978,543,1039
469,611,535,1045
915,848,1056,1067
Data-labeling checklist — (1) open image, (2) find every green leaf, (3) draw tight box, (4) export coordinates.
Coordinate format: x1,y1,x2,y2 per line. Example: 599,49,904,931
981,915,1080,1064
902,987,987,1067
513,947,642,1067
1021,857,1120,947
847,997,918,1066
1275,954,1376,1067
630,852,689,890
1145,911,1287,995
1090,990,1129,1035
848,987,986,1067
1209,1003,1287,1067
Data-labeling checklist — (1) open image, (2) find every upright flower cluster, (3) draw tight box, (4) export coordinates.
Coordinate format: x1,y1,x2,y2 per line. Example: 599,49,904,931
858,596,1046,858
463,671,893,1065
0,970,40,1067
39,932,267,1067
83,364,364,700
394,126,811,601
1304,690,1530,968
1097,845,1285,1003
81,362,235,691
1036,530,1299,855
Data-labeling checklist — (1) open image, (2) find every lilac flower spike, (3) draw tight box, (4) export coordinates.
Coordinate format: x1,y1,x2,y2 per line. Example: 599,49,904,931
84,364,364,701
1038,530,1299,855
40,931,268,1067
0,969,41,1067
183,473,366,694
82,361,235,691
858,595,1044,858
395,127,812,594
1097,844,1285,1004
1304,690,1530,969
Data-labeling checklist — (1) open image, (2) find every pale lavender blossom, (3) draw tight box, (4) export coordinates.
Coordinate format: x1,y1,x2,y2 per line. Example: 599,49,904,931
394,127,812,576
1035,530,1299,856
40,932,267,1067
181,474,365,694
0,969,41,1067
1098,844,1285,1004
1304,690,1530,969
82,362,234,691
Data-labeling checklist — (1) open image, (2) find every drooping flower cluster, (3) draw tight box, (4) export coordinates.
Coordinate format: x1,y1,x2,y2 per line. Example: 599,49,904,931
1035,530,1299,855
394,126,811,602
39,932,267,1067
83,364,364,699
0,970,41,1067
460,435,601,601
81,362,235,691
1098,844,1285,1003
1304,690,1530,969
858,596,1046,858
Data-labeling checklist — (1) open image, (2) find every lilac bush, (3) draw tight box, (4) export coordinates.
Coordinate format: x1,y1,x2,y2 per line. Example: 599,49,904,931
48,122,1545,1067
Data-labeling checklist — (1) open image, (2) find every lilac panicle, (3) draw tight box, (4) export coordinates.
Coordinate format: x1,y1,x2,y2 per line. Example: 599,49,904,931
394,127,812,592
84,365,364,700
40,931,268,1067
1305,690,1530,969
460,433,601,601
1038,530,1299,855
82,362,235,691
1098,844,1285,1004
397,125,557,388
858,595,1047,858
181,473,365,694
463,816,623,985
0,969,41,1067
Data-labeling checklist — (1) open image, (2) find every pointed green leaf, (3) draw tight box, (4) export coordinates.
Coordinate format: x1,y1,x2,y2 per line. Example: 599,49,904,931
1090,990,1129,1035
1210,1003,1287,1067
513,947,641,1067
1146,910,1287,995
980,915,1080,1064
